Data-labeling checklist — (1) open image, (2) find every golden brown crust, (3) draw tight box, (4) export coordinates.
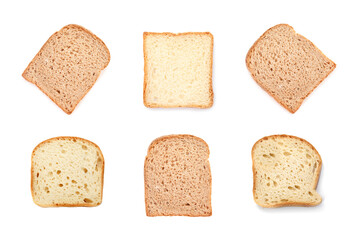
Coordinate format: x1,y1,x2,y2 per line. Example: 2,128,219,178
22,24,111,114
144,134,212,216
143,32,214,109
251,134,322,208
245,24,336,113
31,136,105,207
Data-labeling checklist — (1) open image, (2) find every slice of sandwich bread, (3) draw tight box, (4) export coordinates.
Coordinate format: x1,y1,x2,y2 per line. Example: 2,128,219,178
143,32,213,108
23,24,110,114
31,137,104,207
252,135,322,207
144,135,212,216
246,24,336,113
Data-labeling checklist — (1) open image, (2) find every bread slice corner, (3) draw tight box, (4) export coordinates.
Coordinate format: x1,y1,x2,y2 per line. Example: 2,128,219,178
252,134,322,208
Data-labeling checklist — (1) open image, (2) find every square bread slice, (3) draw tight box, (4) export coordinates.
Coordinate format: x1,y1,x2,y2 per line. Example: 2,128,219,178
144,135,212,216
31,137,104,207
252,135,322,208
23,24,110,114
143,32,213,108
246,24,336,113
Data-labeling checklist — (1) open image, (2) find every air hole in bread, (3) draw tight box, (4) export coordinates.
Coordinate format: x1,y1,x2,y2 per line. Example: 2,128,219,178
82,145,87,150
83,198,93,203
83,168,88,173
56,170,61,174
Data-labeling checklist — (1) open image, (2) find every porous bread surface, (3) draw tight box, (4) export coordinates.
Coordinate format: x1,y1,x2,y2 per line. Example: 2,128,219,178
252,135,322,208
31,137,104,207
23,24,110,114
143,32,213,108
144,135,212,216
246,24,336,113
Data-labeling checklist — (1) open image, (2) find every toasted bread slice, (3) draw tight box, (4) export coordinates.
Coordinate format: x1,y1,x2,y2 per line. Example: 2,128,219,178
31,137,104,207
23,24,110,114
246,24,336,113
144,135,212,216
143,32,213,108
252,135,322,207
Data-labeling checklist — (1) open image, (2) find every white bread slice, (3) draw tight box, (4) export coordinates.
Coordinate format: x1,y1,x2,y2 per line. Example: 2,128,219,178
143,32,213,108
144,135,212,216
23,24,110,114
246,24,336,113
252,135,322,208
31,137,104,207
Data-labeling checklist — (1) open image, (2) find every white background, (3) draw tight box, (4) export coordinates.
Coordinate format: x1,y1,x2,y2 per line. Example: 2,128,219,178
0,0,357,239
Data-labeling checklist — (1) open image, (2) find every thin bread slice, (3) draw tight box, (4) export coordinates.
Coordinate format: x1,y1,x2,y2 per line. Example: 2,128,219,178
144,135,212,216
143,32,213,108
23,24,110,114
246,24,336,113
31,137,104,207
252,135,322,208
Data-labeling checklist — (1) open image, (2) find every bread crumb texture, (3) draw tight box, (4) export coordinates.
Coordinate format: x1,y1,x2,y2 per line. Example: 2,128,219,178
23,24,110,114
252,135,322,207
145,135,212,216
144,33,213,108
31,137,104,207
246,24,336,113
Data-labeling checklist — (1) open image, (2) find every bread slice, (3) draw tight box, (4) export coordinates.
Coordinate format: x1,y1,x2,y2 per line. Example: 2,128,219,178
23,24,110,114
252,135,322,208
144,135,212,216
246,24,336,113
143,32,213,108
31,137,104,207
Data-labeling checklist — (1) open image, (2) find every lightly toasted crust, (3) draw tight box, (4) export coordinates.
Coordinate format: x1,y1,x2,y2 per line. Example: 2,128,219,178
31,136,105,207
143,32,214,108
252,134,322,208
144,134,212,216
246,24,336,113
22,24,111,114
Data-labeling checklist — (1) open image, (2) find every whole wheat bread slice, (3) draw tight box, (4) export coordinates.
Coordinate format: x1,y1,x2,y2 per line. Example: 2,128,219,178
143,32,213,108
246,24,336,113
31,137,104,207
144,135,212,216
23,24,110,114
252,135,322,208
